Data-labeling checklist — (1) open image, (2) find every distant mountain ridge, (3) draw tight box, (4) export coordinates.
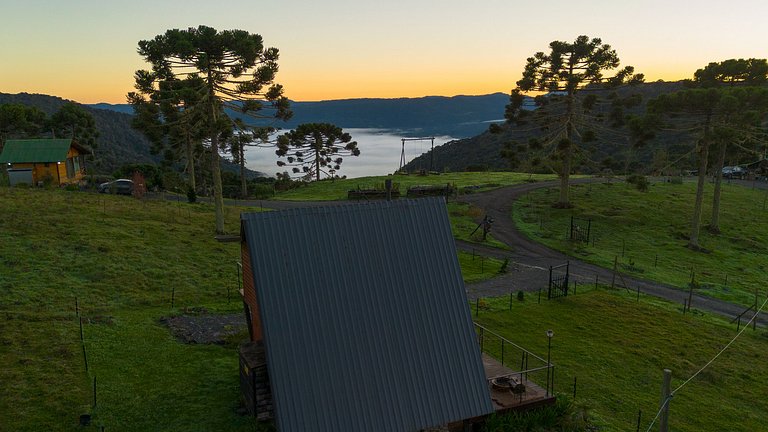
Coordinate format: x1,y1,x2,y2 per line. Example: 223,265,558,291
89,93,513,138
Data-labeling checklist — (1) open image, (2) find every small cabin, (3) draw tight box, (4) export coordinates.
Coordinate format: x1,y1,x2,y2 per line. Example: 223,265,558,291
238,198,494,431
0,139,90,186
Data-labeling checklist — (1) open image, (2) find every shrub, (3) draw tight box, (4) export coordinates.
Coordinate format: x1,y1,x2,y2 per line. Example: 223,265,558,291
517,290,525,301
626,174,649,192
186,187,197,203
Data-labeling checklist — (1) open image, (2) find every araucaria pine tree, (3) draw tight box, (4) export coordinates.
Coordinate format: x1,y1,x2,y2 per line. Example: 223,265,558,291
131,25,291,234
510,35,643,207
276,123,360,181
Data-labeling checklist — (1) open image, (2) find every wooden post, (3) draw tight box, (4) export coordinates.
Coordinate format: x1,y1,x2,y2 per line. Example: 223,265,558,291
611,256,618,289
93,376,97,408
659,369,671,432
636,410,642,432
687,283,694,313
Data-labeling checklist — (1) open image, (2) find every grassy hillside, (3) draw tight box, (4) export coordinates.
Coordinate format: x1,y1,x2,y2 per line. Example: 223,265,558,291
513,181,768,305
474,288,768,432
0,187,253,431
0,186,509,431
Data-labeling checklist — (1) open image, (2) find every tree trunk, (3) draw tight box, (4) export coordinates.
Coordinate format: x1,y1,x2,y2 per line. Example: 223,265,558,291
688,126,711,250
315,137,322,181
557,91,575,208
239,144,247,198
207,72,225,234
185,132,196,193
709,142,727,234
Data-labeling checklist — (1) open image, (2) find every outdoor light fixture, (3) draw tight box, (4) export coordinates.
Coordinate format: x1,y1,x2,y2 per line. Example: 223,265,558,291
546,329,554,397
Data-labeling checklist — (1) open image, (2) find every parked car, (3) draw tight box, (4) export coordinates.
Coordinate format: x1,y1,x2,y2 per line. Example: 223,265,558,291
98,179,134,195
722,166,747,179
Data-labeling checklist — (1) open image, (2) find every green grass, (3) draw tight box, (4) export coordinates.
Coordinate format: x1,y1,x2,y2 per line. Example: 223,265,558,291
0,186,506,431
0,187,260,431
272,172,559,201
513,181,768,306
473,288,768,432
458,252,507,283
448,201,509,250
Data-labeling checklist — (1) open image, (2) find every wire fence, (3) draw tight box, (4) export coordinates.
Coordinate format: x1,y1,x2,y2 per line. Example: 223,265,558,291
514,181,765,309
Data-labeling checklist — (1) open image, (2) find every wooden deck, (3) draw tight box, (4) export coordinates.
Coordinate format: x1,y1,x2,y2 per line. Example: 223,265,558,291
482,353,555,412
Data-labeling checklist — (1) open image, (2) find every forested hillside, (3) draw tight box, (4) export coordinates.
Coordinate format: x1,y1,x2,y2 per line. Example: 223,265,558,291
0,92,260,176
0,92,158,173
405,81,702,173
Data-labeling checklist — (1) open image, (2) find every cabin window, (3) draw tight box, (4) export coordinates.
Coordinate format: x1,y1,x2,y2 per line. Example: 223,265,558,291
73,156,80,174
65,158,74,179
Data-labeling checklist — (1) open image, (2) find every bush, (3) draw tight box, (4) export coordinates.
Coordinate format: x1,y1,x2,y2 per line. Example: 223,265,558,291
482,396,592,431
186,187,196,203
517,291,525,301
626,174,649,192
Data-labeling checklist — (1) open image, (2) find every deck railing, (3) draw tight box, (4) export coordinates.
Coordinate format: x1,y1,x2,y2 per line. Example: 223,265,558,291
474,322,556,396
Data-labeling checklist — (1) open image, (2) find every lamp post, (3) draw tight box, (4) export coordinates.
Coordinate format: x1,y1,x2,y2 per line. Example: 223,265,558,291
546,329,554,396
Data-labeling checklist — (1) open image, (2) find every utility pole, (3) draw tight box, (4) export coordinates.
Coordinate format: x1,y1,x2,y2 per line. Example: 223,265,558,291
659,369,671,432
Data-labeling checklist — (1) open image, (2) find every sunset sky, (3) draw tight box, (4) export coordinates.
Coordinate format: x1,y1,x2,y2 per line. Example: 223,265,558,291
1,0,766,104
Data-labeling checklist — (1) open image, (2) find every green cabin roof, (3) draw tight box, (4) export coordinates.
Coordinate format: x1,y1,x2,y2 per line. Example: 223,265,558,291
0,139,85,163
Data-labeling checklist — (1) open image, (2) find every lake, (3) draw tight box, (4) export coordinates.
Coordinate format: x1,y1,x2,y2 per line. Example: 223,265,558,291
243,128,458,178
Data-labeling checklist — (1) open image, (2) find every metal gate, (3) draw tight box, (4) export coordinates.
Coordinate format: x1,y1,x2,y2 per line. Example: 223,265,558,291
548,262,570,299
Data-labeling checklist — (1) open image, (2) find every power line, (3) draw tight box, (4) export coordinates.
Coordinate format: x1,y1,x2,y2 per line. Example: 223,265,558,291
644,294,768,432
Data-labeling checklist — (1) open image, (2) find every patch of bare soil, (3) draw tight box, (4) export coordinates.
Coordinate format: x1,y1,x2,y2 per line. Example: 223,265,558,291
161,311,246,344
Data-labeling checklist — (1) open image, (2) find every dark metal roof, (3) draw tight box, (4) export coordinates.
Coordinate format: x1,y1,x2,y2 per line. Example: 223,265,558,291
241,198,493,432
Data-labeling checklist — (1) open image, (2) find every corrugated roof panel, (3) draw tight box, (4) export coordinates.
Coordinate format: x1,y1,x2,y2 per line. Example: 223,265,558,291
241,198,493,432
0,139,73,163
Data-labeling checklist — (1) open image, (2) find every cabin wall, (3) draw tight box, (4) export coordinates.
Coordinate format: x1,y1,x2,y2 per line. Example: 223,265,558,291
241,241,263,342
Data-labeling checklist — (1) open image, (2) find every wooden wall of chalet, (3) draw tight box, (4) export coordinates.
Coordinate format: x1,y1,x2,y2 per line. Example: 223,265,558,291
241,240,263,342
